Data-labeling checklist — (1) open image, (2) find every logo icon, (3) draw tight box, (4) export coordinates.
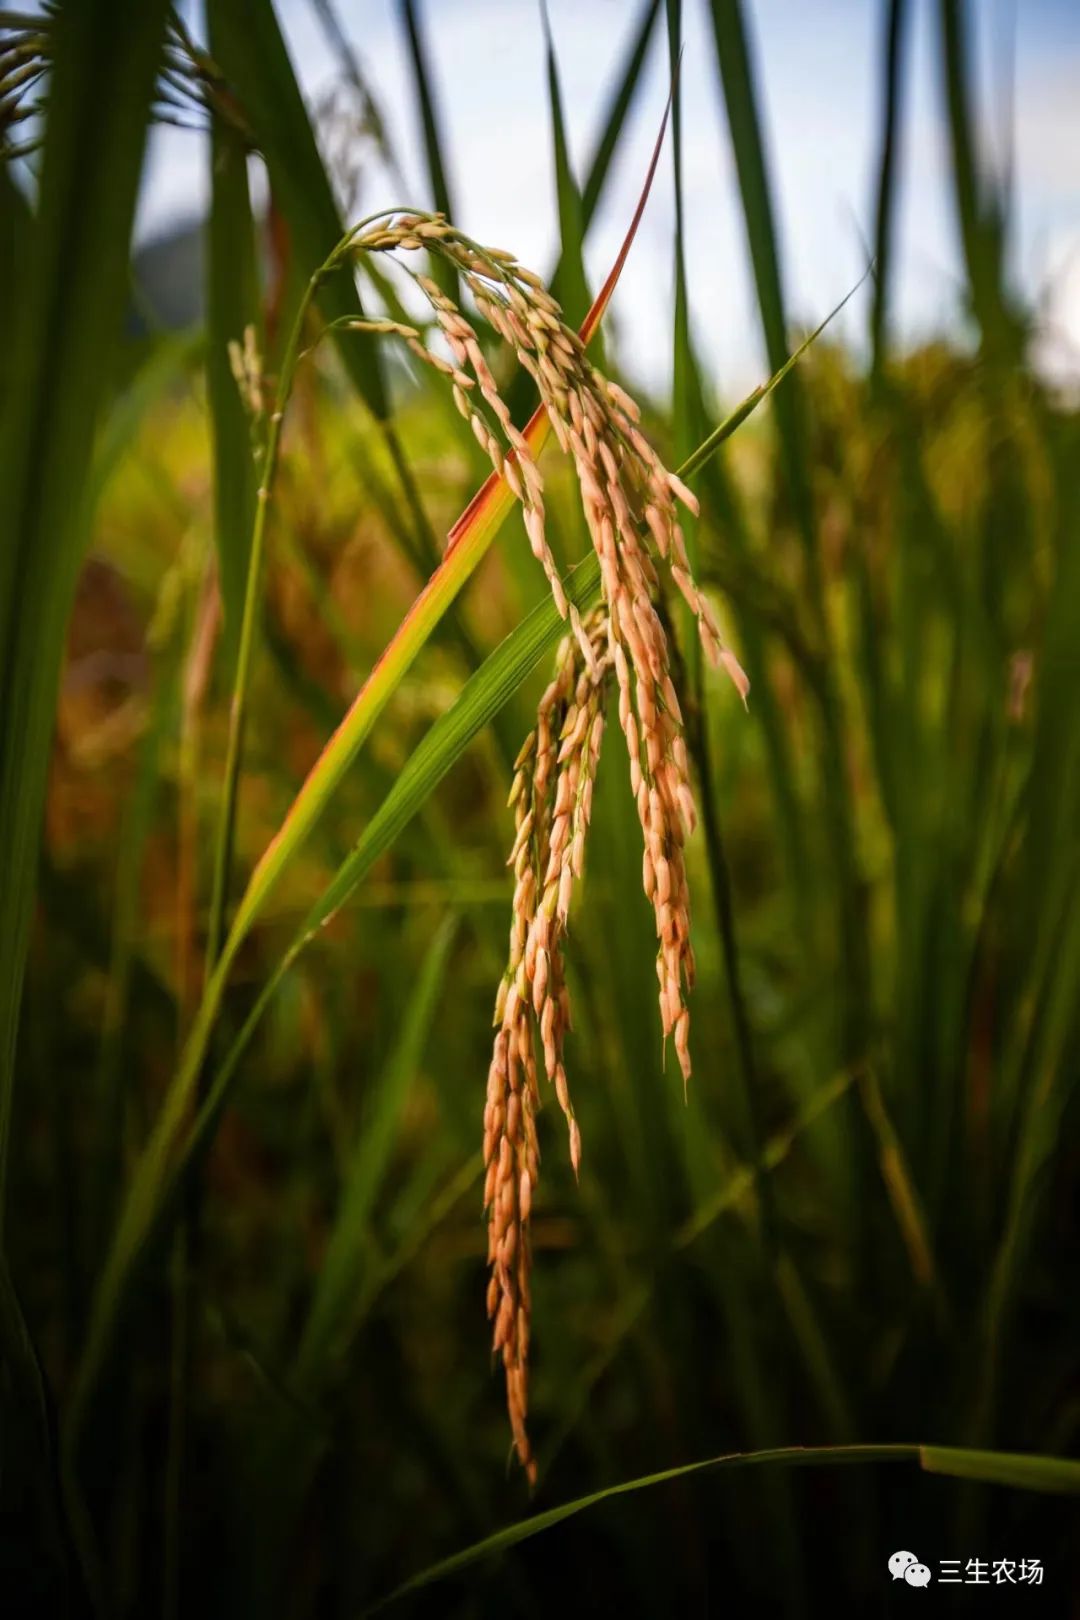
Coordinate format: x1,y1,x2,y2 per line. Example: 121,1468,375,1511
889,1551,933,1587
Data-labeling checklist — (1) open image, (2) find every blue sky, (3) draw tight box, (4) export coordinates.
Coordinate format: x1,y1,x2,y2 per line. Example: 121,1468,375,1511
137,0,1080,393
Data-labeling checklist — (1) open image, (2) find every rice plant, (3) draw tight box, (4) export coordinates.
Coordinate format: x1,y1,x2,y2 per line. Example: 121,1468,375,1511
1,1,1078,1615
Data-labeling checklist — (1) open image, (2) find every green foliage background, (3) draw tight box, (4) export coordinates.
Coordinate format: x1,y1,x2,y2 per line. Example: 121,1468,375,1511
1,1,1078,1614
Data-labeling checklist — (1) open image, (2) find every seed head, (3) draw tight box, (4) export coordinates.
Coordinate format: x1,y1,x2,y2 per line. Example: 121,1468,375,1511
350,213,752,1477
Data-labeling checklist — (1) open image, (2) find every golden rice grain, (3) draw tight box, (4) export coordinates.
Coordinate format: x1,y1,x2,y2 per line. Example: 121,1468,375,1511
344,213,748,1477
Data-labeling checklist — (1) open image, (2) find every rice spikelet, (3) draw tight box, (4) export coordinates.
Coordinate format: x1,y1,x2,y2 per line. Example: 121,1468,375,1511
343,213,747,1477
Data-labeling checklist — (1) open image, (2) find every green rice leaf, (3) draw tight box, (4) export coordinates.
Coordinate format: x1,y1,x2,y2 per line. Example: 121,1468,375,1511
705,0,814,542
938,0,1015,356
210,0,389,420
708,0,870,1082
0,0,168,1224
869,0,909,381
401,0,458,305
296,915,458,1379
368,1442,1080,1609
507,0,659,420
666,0,697,680
919,1446,1080,1495
541,1,591,335
579,0,662,226
0,0,168,1594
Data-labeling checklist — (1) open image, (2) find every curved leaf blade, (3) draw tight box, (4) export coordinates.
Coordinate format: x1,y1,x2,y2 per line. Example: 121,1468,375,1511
210,0,389,419
367,1443,1080,1610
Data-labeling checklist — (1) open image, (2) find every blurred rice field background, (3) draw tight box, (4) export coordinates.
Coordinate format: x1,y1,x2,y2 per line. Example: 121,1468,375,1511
1,1,1079,1614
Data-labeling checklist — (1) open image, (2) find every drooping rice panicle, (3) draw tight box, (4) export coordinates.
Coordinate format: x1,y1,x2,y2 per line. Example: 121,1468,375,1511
482,608,609,1481
342,213,747,1476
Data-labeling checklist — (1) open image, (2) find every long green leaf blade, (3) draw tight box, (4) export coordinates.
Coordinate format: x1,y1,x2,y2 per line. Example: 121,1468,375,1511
400,0,458,304
0,0,168,1222
579,0,662,226
296,914,457,1378
869,0,909,382
708,0,870,1078
210,0,389,419
919,1446,1080,1495
541,1,591,334
507,0,660,421
368,1443,1080,1609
